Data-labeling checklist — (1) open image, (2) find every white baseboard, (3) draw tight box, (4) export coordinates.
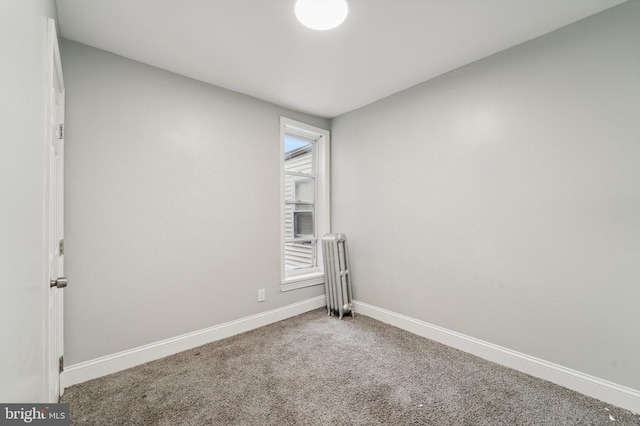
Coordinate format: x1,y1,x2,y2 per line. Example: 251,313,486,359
353,300,640,413
61,295,325,391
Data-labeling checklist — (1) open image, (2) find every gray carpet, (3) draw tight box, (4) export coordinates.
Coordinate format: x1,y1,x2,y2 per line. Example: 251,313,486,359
62,309,639,425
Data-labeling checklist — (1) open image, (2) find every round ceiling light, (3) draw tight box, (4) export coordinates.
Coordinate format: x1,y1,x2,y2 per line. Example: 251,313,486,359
295,0,349,31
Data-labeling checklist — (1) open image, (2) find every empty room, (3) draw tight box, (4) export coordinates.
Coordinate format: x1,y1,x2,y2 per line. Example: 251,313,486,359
2,0,639,424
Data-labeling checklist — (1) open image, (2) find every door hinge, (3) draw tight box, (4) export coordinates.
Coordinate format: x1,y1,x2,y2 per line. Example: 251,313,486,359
58,239,64,256
57,123,64,140
59,355,64,374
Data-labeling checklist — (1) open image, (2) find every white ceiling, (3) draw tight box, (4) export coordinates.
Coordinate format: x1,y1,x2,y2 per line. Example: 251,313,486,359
56,0,627,118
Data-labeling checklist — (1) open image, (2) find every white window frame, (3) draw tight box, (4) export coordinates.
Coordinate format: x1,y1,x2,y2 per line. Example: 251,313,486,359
280,117,330,292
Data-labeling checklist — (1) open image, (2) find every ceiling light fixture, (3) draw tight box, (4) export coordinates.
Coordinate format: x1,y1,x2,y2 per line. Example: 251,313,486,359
295,0,349,31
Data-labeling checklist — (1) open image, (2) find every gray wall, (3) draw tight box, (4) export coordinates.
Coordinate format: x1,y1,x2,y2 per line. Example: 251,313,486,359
61,40,328,365
332,1,640,390
1,0,58,402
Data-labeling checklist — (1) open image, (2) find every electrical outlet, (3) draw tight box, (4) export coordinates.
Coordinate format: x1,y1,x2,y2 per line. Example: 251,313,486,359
257,289,266,302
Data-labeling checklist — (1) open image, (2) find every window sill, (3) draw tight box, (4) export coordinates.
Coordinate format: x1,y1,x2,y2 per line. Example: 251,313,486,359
281,271,325,292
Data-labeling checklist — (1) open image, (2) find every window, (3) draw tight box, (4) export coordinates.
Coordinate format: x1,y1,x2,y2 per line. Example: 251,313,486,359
281,117,330,291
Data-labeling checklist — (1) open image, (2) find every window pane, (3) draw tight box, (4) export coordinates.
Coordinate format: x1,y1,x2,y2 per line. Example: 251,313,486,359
295,178,313,202
285,175,314,203
284,241,315,270
284,138,313,174
284,204,293,239
294,211,314,237
284,206,314,239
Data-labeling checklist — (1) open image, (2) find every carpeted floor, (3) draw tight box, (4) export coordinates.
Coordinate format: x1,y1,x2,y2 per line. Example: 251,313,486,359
61,309,640,425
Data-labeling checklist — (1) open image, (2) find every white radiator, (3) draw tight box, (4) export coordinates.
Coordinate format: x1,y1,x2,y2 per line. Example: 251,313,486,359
321,233,354,319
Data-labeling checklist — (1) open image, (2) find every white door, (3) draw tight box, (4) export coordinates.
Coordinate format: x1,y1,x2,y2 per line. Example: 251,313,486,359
47,19,66,402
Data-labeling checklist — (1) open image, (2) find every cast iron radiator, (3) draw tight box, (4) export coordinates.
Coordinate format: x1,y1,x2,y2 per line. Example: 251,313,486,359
321,233,354,319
